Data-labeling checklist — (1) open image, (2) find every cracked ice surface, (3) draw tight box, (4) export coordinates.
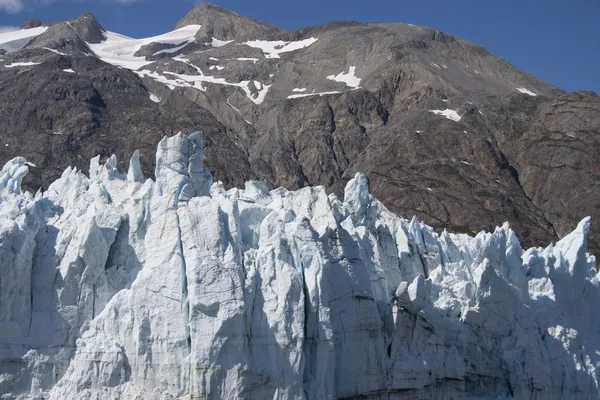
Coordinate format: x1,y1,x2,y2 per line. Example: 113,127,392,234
0,133,599,399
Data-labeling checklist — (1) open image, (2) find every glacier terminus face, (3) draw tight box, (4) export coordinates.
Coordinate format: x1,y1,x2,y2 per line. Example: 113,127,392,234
0,132,598,399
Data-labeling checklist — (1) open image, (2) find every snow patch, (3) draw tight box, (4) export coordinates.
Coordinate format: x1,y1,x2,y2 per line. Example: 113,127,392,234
44,47,67,56
429,109,462,122
326,66,361,88
517,87,538,97
0,26,47,54
153,41,192,56
237,57,258,63
288,90,341,99
149,93,160,103
63,69,75,73
292,88,307,93
210,38,233,48
138,68,270,104
88,25,201,70
5,61,41,68
243,37,318,59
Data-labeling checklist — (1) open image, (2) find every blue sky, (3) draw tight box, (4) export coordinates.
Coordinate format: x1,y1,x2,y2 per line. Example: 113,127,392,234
0,0,598,94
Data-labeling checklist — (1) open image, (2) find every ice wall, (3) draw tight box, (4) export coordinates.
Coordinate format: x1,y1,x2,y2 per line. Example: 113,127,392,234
0,133,598,400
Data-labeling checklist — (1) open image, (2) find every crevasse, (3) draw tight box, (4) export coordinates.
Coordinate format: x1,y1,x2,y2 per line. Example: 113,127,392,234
0,132,598,400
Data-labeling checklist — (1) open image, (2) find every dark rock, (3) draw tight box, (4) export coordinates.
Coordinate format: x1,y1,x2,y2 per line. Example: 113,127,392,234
175,3,281,41
26,21,91,53
21,19,43,29
67,13,106,44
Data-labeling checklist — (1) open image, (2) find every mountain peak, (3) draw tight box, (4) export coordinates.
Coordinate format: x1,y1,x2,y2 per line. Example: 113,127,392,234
24,12,104,53
21,19,42,30
175,2,280,41
67,12,106,44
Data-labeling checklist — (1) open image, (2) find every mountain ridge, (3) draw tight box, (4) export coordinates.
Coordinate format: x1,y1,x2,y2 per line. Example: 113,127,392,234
0,4,597,257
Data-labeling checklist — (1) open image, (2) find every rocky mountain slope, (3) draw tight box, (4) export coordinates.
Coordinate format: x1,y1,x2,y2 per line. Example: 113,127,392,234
0,3,598,255
0,133,598,399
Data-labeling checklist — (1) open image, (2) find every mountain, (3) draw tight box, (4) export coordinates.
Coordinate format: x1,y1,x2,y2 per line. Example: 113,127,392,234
0,132,598,399
0,4,598,257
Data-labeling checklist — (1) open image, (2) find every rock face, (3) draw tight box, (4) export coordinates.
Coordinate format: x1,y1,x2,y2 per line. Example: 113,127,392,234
175,2,280,41
0,133,599,399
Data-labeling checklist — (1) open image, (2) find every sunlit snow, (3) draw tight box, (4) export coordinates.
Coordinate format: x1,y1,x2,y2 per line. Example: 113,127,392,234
288,90,341,99
243,37,318,59
5,62,41,68
327,66,361,88
44,47,67,56
137,68,270,104
149,93,160,103
0,27,48,53
429,109,462,122
516,87,538,96
88,25,201,70
210,38,233,47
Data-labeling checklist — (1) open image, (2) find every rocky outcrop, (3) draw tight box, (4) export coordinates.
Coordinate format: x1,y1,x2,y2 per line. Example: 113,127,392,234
21,19,43,29
175,2,280,41
0,133,598,399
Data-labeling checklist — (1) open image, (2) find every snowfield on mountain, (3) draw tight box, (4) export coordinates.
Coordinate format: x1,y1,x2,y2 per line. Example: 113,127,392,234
0,132,598,399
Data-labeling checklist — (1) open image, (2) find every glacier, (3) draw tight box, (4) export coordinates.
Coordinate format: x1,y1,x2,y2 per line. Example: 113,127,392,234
0,132,599,400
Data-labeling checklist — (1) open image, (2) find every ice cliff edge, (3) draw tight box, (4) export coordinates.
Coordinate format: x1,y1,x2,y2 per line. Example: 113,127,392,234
0,132,599,399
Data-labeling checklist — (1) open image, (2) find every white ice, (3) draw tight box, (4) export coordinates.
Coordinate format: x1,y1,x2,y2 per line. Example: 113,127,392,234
0,133,598,400
137,68,270,104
